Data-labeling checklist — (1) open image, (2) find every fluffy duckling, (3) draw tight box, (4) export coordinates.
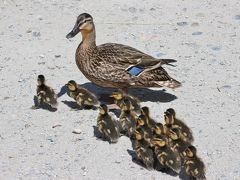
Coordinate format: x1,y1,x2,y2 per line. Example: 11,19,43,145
66,80,99,108
182,145,206,180
153,122,166,136
110,91,140,111
97,104,120,143
119,99,138,137
133,128,155,170
168,128,190,159
136,115,153,146
141,106,157,129
164,108,194,143
33,75,58,109
151,135,181,173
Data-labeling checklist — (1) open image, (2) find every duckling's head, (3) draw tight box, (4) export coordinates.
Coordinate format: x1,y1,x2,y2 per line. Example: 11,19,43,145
154,123,164,135
166,108,176,118
110,91,123,100
134,128,144,140
151,136,167,147
37,75,45,85
122,98,131,111
184,145,197,158
66,13,94,39
137,115,147,127
99,104,108,115
141,106,150,117
66,80,78,91
169,128,180,140
164,109,174,125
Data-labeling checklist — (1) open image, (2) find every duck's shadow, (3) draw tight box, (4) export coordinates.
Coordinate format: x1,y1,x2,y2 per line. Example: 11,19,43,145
57,82,177,103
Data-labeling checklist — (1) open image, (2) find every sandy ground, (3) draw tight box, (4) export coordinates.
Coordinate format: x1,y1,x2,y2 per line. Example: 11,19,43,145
0,0,240,179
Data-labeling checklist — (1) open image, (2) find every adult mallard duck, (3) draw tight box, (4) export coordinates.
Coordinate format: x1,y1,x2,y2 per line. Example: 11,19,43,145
66,13,181,91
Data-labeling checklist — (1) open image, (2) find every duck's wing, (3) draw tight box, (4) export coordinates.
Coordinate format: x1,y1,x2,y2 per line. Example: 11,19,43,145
98,43,176,70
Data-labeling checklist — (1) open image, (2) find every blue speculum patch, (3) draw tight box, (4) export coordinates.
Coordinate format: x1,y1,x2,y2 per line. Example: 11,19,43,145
127,66,144,76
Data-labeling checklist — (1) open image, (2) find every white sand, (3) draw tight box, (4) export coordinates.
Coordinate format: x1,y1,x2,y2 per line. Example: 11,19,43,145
0,0,240,179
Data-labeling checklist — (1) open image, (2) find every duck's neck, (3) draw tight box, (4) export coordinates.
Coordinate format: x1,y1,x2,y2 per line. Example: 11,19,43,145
81,27,96,50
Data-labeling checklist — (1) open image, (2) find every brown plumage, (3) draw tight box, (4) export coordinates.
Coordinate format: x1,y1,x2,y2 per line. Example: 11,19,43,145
34,75,58,109
182,146,206,179
164,108,194,143
66,80,99,108
66,13,181,90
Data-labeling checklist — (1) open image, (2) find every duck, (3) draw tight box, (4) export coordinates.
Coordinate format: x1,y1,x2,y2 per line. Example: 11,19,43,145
182,145,206,179
136,115,153,146
97,104,120,143
153,122,166,136
133,128,155,170
66,13,181,93
110,91,141,111
119,99,138,137
164,108,194,143
66,80,99,108
151,135,181,173
141,106,157,129
167,127,191,160
32,75,58,109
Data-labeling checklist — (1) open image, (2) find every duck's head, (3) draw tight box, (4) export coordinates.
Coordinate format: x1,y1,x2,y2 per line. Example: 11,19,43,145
151,136,167,147
66,80,78,91
164,109,175,125
166,108,176,118
122,98,131,111
66,13,94,39
37,75,45,85
154,123,164,135
110,91,123,100
168,128,180,140
141,106,150,117
137,115,147,127
99,104,108,115
184,145,197,158
134,128,144,140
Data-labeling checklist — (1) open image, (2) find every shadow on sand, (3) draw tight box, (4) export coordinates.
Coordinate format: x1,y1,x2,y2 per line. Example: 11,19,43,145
32,96,57,112
57,82,177,103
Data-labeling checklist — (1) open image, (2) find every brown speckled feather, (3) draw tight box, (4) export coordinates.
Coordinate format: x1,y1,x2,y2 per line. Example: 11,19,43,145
71,15,181,89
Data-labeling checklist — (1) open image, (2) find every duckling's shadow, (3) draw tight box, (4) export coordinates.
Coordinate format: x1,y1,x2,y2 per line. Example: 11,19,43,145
92,125,111,143
61,100,97,110
127,149,146,168
32,96,57,112
57,85,68,98
179,170,194,180
81,82,177,103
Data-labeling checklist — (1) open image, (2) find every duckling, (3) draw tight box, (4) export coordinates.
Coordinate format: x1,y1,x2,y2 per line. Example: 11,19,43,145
151,135,181,173
141,106,157,129
97,104,120,143
153,122,166,136
136,115,153,146
168,128,191,159
133,128,154,170
32,75,58,109
110,91,141,111
164,108,194,143
182,145,206,180
119,99,138,137
66,80,99,109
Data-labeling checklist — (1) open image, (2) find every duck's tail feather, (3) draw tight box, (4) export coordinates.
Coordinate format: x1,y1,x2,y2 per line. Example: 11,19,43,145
159,59,177,66
154,78,182,89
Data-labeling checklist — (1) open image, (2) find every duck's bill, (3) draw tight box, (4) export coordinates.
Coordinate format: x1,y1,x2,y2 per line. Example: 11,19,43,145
66,27,80,39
